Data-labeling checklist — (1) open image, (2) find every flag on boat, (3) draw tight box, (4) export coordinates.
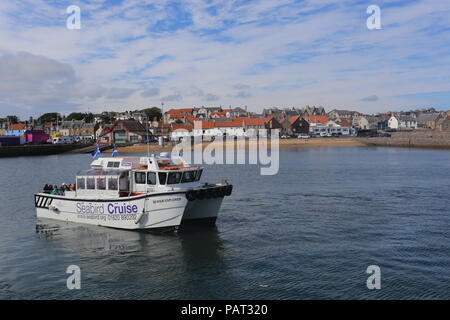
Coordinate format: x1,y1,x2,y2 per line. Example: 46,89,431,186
91,145,101,158
112,145,118,157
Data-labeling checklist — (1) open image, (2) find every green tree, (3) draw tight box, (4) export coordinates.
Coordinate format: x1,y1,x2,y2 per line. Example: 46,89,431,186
66,112,94,122
38,113,60,123
141,107,162,121
6,115,19,124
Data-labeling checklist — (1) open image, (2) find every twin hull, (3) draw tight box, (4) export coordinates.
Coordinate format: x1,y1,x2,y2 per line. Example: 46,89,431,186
35,192,223,230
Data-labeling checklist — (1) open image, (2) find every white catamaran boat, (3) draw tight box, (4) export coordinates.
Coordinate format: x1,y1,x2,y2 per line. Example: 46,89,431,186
34,153,233,231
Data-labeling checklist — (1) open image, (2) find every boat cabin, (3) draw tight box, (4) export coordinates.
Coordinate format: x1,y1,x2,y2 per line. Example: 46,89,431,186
75,155,203,197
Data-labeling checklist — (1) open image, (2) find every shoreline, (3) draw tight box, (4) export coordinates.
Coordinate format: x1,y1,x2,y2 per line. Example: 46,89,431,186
115,138,366,153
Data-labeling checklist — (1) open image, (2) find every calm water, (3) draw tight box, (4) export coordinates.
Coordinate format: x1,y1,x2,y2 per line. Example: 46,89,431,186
0,147,449,299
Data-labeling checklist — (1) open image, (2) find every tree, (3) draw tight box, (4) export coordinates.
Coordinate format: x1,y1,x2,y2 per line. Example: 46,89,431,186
6,115,19,124
99,112,116,124
141,107,162,121
66,112,94,122
38,113,60,123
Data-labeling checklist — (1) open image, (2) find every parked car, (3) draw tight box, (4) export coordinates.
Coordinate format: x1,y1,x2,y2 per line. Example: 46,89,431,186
297,134,310,139
52,136,75,144
281,135,290,139
379,132,391,137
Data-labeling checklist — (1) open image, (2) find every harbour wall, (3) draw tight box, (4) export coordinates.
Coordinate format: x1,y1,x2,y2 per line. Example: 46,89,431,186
358,130,450,150
0,144,92,158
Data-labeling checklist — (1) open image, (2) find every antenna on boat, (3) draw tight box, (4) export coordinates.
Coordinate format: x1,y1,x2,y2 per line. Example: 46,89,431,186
146,114,150,158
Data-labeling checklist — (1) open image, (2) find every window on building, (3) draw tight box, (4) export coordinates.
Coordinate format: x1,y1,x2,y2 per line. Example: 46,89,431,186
108,178,118,190
147,172,157,185
181,171,196,183
97,177,106,190
167,172,182,184
135,172,146,184
158,172,167,185
77,177,85,190
86,177,95,190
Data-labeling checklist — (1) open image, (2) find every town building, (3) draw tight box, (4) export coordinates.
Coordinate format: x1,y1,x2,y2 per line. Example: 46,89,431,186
280,116,310,136
388,116,418,129
97,120,149,144
5,123,27,136
59,120,97,137
352,115,370,130
416,113,444,129
327,109,362,120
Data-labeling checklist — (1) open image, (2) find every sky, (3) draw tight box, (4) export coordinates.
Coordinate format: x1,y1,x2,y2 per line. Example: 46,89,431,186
0,0,449,119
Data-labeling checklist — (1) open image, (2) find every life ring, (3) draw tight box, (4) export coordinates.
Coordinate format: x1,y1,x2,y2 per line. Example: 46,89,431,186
224,185,233,197
186,190,196,201
205,189,214,199
195,189,205,200
211,188,220,198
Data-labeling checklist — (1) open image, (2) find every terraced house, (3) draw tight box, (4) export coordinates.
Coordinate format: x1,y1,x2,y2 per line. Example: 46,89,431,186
97,120,148,144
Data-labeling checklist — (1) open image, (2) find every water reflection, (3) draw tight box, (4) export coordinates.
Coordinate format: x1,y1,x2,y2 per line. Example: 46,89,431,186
36,219,224,258
34,219,228,299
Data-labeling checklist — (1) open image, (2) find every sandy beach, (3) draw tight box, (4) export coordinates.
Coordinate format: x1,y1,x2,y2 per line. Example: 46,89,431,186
115,138,366,153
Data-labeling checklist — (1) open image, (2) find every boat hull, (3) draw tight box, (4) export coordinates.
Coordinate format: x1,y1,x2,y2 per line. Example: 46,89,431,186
35,192,188,230
182,197,224,226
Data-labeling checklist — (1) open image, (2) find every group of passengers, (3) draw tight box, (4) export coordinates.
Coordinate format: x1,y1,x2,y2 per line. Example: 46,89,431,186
43,183,76,195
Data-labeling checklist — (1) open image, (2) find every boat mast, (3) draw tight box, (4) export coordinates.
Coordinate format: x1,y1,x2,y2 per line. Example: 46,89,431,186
146,114,150,158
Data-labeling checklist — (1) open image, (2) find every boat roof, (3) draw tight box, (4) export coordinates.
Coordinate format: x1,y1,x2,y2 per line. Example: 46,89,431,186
90,153,202,171
77,169,125,177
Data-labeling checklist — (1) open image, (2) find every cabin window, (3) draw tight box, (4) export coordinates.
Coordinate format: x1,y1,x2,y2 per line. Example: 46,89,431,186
181,171,196,183
108,178,118,190
97,177,106,190
158,172,167,185
167,172,182,184
119,172,130,191
135,172,146,184
86,177,95,190
107,162,120,168
195,169,203,181
147,172,156,185
77,177,85,190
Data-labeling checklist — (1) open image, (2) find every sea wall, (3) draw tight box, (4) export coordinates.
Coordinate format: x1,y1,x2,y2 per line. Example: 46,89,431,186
358,130,450,149
0,144,90,158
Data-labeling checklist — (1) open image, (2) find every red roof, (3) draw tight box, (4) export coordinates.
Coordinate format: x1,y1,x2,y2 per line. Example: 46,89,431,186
193,121,216,129
170,114,197,122
303,116,329,124
166,108,194,115
339,119,352,127
214,120,242,128
7,124,26,131
171,124,193,132
235,117,275,126
210,112,227,117
288,116,300,124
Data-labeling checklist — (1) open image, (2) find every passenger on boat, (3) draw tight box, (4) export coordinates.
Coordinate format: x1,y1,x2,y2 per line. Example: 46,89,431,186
43,184,51,194
50,185,58,195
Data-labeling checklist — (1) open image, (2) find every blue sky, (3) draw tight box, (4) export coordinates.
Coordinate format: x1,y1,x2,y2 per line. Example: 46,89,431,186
0,0,449,118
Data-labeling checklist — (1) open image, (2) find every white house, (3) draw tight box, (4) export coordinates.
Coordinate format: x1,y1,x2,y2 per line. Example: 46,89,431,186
309,120,355,136
388,116,417,129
